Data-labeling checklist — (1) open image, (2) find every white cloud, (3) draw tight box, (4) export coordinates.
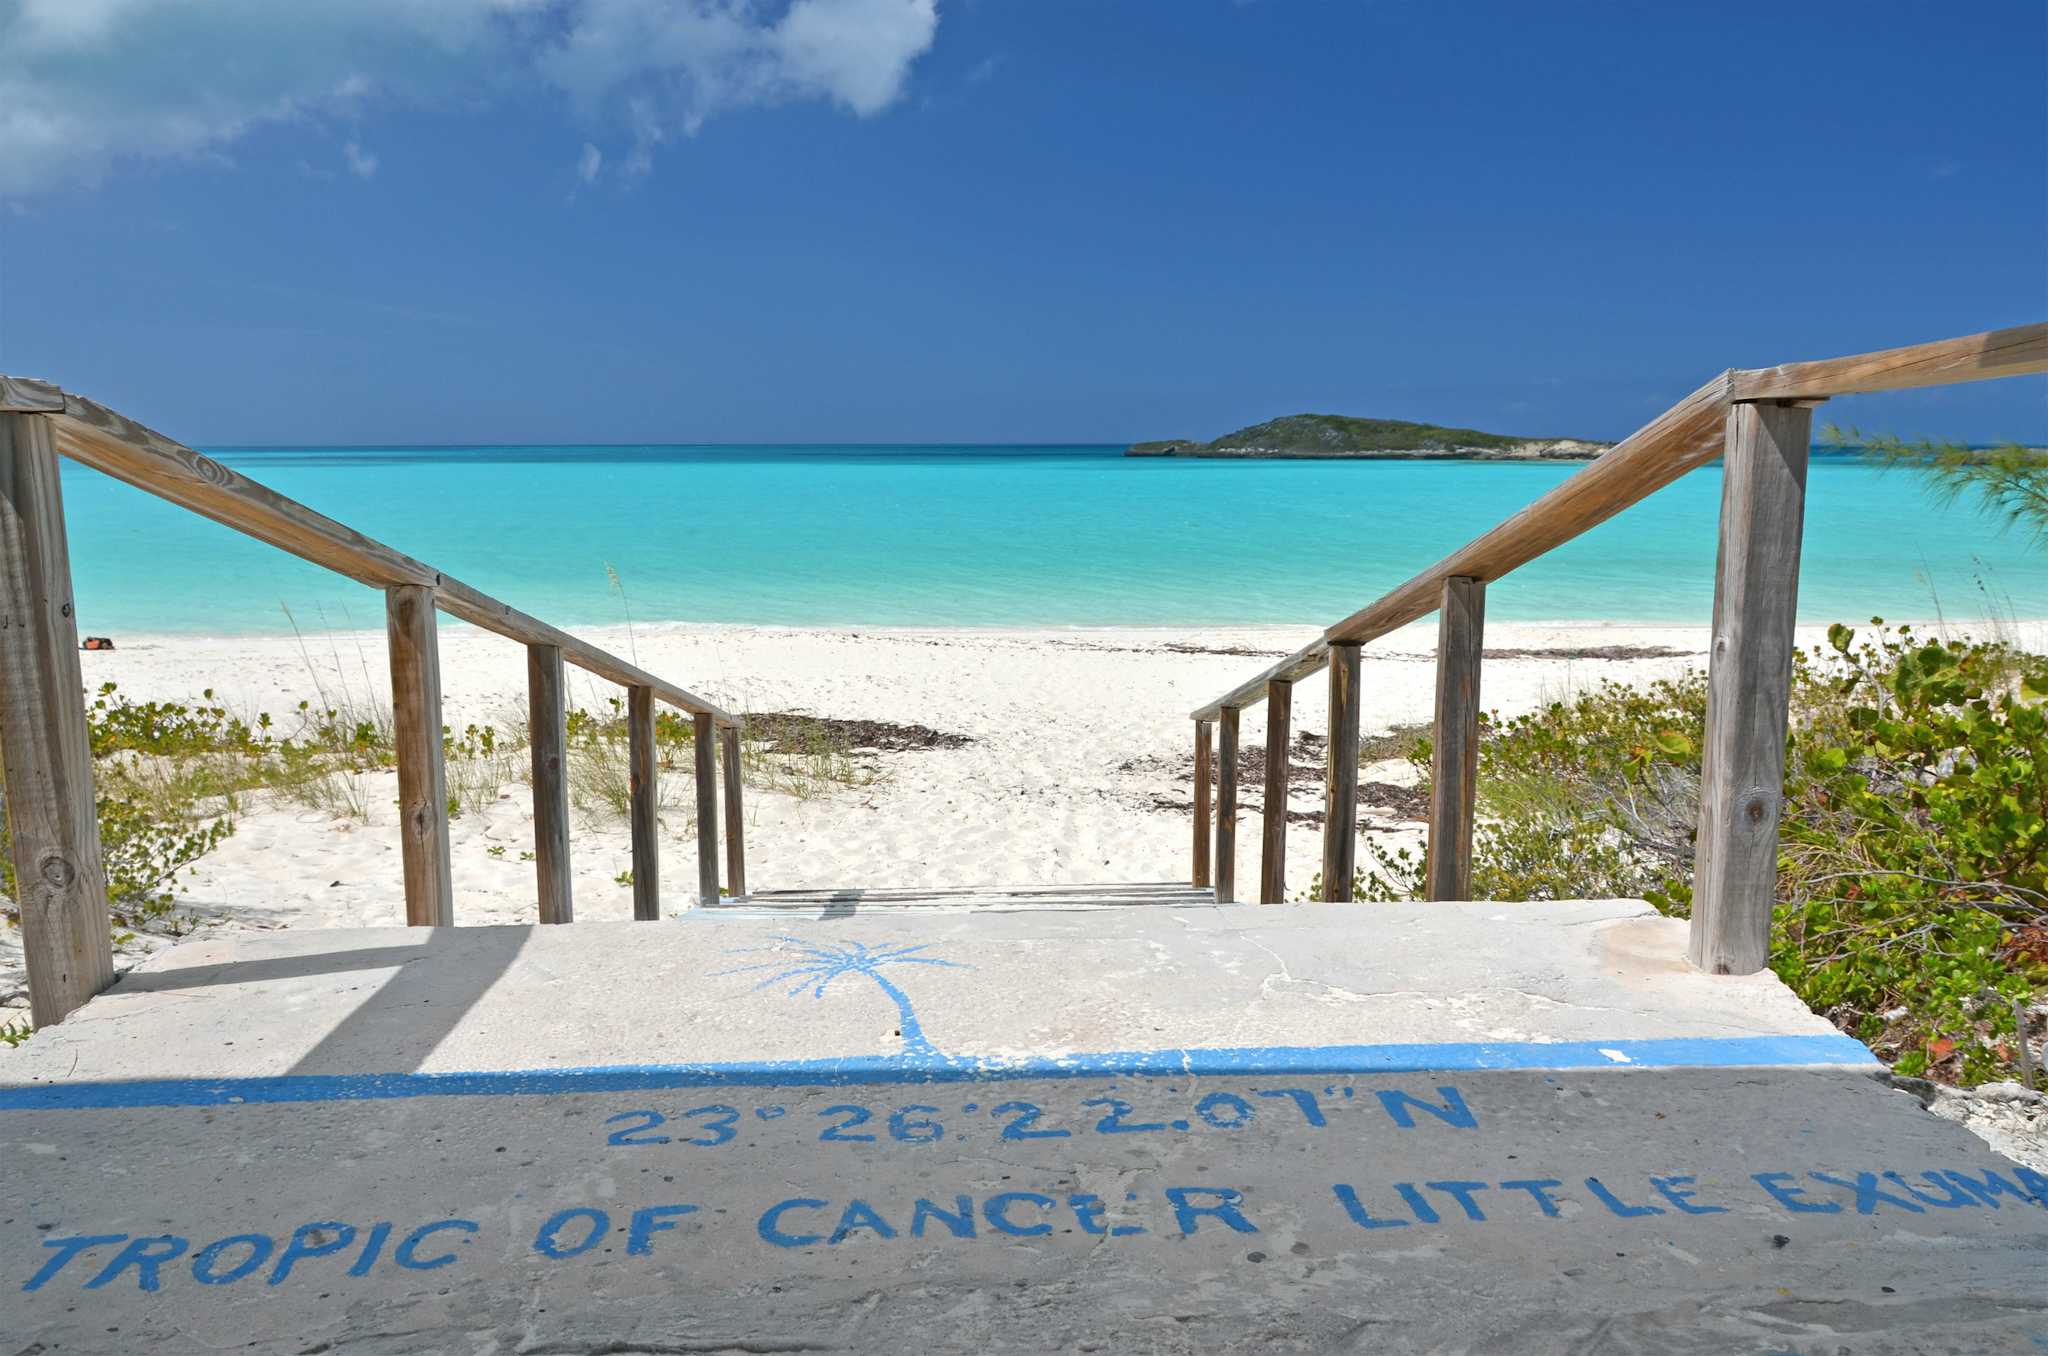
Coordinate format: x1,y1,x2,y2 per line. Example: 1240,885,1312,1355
540,0,936,168
342,141,379,179
0,0,940,195
577,142,605,183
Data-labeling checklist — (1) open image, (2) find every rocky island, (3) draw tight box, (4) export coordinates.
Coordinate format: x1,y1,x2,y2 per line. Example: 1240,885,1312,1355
1127,413,1610,460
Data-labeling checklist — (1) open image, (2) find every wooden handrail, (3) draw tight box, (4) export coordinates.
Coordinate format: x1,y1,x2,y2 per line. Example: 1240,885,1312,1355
0,380,758,1024
1191,323,2048,722
31,386,737,726
1192,372,1730,721
1730,321,2048,400
1185,321,2048,973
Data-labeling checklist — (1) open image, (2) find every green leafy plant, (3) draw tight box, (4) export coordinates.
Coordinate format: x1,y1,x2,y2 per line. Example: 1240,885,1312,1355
1770,623,2044,1082
3,674,404,957
563,698,691,821
1341,622,2046,1087
1,667,884,1024
444,721,527,816
3,684,247,943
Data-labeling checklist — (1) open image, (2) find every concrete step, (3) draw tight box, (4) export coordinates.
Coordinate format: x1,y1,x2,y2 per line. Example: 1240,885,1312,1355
4,899,2044,1353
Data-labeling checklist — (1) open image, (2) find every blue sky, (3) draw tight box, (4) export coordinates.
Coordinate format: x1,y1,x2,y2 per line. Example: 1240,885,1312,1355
1,0,2042,445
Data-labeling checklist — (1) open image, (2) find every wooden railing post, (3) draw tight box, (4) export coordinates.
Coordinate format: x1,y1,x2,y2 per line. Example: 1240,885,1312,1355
1260,678,1293,904
1690,399,1816,975
1427,576,1484,901
628,685,660,920
527,642,571,923
386,583,453,926
1192,719,1213,888
0,412,113,1026
719,724,746,898
1215,708,1240,903
1322,642,1363,901
694,713,720,906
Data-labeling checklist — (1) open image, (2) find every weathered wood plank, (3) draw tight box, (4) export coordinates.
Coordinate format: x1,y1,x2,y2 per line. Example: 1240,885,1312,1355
1260,679,1293,905
721,725,747,897
1215,708,1240,904
1731,322,2048,400
694,712,720,907
1326,378,1728,646
1427,577,1484,902
1192,720,1213,889
1193,325,2046,724
437,579,736,726
527,643,572,924
386,584,454,926
746,883,1204,901
1322,642,1363,902
0,413,113,1026
58,397,441,590
0,377,64,413
733,883,1215,912
1191,639,1331,723
47,396,735,725
628,686,660,921
1691,400,1814,975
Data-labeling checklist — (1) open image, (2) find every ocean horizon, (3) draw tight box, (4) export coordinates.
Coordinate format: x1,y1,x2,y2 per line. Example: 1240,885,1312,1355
62,443,2047,636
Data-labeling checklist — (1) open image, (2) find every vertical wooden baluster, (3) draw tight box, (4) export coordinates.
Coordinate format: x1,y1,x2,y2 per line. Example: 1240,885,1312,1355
1215,708,1240,903
694,712,719,906
628,685,659,920
1427,576,1485,902
1260,678,1293,904
1691,399,1816,974
0,412,113,1026
1323,641,1363,901
720,723,746,898
527,642,571,923
387,582,454,926
1192,719,1213,889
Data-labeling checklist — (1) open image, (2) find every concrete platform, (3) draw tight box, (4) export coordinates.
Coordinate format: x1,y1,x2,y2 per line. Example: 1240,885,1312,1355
4,898,2046,1353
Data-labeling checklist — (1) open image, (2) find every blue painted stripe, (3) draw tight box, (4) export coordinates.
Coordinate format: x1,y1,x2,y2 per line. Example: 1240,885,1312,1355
0,1034,1876,1112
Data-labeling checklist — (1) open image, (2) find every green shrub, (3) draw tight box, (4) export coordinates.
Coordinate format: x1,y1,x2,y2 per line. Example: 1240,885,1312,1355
3,685,248,934
444,721,527,817
563,698,686,820
1342,622,2047,1087
1768,623,2044,1083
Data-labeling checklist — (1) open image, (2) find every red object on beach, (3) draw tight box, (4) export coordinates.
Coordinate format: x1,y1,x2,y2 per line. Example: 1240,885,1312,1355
80,636,114,651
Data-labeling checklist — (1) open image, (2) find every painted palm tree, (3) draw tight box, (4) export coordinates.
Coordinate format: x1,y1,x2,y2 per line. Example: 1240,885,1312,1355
714,937,966,1059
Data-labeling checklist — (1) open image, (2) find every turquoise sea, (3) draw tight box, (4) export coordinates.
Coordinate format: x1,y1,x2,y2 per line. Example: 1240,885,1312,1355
56,446,2047,635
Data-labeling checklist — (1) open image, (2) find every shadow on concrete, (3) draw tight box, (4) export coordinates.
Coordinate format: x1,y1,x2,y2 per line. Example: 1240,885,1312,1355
108,926,537,1077
283,925,533,1077
112,945,445,993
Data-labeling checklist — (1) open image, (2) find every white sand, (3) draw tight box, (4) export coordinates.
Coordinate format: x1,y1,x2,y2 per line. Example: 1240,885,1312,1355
4,616,2039,1016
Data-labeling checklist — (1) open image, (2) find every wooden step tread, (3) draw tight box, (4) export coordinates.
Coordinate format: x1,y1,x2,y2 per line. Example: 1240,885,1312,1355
701,882,1219,913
